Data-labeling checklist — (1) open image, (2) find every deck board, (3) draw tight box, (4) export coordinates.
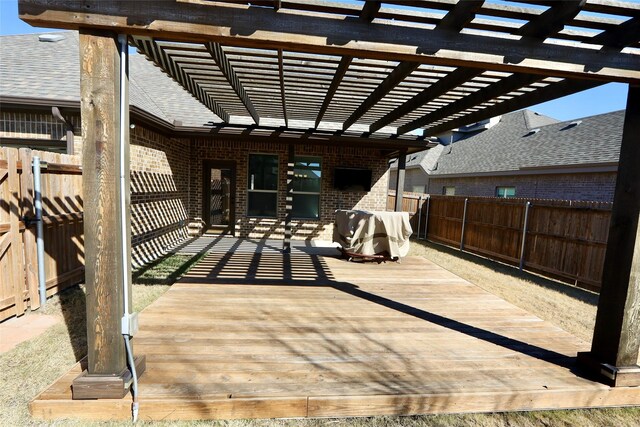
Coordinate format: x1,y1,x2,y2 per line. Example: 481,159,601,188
31,250,640,421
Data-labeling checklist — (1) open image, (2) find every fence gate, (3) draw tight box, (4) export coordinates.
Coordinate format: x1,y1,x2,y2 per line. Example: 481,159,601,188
0,148,28,320
0,147,84,321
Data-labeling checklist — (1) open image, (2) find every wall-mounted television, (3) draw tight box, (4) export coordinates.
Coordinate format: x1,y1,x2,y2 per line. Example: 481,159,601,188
333,167,372,192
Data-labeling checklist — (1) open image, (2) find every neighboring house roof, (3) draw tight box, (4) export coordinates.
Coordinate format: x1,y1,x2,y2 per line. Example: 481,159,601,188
391,109,623,176
0,31,217,128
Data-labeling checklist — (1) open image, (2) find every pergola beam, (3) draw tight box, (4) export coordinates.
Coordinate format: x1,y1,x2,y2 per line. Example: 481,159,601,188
399,73,542,134
315,55,353,127
422,78,601,136
342,61,419,131
205,42,260,125
394,0,596,135
278,49,288,127
591,17,640,49
133,37,230,122
438,0,484,32
517,0,586,39
360,1,380,22
343,0,484,132
17,0,640,83
370,68,481,133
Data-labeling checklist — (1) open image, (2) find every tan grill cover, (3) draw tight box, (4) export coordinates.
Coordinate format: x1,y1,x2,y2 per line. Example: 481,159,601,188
333,210,413,259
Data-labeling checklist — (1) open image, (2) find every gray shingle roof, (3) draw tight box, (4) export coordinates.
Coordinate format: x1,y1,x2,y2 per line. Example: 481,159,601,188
432,109,623,175
0,31,216,127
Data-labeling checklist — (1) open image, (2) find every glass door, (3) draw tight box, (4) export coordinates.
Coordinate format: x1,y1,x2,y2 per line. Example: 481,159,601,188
203,161,236,235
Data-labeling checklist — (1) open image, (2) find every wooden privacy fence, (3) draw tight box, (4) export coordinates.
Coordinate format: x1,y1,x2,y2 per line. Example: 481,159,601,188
0,146,83,321
388,192,612,292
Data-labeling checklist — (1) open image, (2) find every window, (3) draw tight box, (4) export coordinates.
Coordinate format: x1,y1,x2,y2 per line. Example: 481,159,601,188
247,154,278,217
292,156,322,219
496,186,516,198
443,186,455,196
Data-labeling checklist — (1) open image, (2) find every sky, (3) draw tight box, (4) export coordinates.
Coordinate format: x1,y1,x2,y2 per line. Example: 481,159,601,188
0,0,628,122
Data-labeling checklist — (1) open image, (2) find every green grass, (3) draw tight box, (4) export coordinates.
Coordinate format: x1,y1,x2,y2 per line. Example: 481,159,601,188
2,246,639,426
133,252,208,285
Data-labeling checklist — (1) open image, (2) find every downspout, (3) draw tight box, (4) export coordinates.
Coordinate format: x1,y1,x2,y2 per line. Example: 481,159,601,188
33,156,47,307
118,34,139,423
51,106,75,155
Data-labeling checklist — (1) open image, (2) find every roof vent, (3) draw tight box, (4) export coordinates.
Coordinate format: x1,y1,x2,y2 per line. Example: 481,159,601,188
560,120,582,131
39,34,65,43
524,128,540,137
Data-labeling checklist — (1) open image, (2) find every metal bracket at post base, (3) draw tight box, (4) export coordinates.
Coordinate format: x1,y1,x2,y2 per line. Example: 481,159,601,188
71,355,146,400
576,351,640,387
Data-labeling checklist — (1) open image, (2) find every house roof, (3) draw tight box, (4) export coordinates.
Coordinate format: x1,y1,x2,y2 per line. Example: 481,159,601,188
391,109,623,175
0,31,216,128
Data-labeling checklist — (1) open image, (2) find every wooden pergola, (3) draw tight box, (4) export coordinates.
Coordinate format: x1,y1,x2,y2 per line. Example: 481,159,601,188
18,0,640,402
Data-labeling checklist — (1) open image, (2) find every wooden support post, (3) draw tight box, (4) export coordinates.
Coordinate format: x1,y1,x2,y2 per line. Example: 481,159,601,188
72,30,143,400
394,150,406,212
283,144,294,253
578,85,640,387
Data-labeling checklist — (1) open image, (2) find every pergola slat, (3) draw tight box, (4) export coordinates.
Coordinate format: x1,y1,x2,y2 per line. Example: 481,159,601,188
206,42,260,125
315,55,353,127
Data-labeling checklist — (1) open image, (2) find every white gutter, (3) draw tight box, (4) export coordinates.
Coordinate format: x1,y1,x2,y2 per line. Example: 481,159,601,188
118,34,139,423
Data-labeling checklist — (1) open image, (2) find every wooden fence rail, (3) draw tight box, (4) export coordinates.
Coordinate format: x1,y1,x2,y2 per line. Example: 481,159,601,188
388,192,612,292
0,146,83,321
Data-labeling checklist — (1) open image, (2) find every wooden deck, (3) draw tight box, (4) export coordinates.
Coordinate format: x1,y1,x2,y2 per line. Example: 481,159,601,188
31,250,640,421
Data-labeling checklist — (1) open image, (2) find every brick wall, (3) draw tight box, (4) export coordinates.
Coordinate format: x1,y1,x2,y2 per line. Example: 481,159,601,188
427,172,617,202
129,125,191,267
1,109,392,262
191,139,390,240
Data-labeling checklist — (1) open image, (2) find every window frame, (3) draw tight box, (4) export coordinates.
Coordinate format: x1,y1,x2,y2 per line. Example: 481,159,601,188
246,153,279,218
495,186,516,198
292,155,322,220
443,186,455,196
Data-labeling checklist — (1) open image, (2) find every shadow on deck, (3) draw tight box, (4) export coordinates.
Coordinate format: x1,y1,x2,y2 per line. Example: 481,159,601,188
30,239,640,421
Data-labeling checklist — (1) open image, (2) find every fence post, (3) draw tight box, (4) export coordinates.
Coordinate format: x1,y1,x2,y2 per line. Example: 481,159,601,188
519,201,531,270
416,195,422,238
460,197,468,251
424,195,430,240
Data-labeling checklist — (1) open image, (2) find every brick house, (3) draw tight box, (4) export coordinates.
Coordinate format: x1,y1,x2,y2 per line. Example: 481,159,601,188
1,32,410,267
389,109,623,202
